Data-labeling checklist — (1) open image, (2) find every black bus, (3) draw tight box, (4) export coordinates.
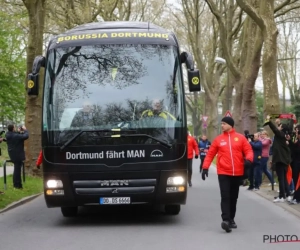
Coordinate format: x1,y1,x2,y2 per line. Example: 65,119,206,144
27,22,201,217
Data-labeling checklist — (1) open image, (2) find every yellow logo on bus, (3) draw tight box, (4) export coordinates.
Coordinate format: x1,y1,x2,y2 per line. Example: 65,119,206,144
57,32,169,42
192,77,199,85
28,80,34,88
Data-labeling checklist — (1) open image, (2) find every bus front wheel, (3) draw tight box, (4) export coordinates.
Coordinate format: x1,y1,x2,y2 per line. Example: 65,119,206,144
61,206,78,217
165,205,180,215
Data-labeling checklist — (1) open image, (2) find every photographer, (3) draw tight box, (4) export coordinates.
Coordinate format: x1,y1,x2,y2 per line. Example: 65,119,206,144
5,124,29,189
244,130,252,141
263,116,292,202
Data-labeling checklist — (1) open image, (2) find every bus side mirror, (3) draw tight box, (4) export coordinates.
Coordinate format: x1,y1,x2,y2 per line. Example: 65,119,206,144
180,52,201,92
27,55,45,96
188,69,201,92
27,73,39,96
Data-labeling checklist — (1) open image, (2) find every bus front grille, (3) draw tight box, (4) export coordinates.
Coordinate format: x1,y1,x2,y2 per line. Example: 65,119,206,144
73,179,157,195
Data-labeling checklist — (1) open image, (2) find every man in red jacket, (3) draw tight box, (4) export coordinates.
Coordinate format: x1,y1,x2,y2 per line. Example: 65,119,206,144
202,117,253,233
187,132,199,187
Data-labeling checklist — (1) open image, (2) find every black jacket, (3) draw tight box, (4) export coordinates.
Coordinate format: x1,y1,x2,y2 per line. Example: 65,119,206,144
249,140,262,164
265,120,291,166
6,130,29,162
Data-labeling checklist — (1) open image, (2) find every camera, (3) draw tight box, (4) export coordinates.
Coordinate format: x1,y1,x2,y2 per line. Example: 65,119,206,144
244,130,254,141
284,129,295,139
280,122,295,138
18,124,25,134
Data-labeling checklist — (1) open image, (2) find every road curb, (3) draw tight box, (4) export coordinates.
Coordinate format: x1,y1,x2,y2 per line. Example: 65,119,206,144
0,193,42,214
254,189,300,219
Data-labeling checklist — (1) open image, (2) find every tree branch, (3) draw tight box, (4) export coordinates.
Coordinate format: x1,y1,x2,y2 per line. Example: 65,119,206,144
236,0,264,30
275,4,300,19
205,0,240,78
182,0,196,24
274,0,292,13
230,7,244,39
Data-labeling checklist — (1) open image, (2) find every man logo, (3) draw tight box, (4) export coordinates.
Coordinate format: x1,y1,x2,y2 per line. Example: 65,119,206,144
150,149,163,157
112,188,118,194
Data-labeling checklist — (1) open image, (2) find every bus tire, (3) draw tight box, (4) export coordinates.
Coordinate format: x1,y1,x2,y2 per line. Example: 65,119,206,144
165,205,180,215
61,206,78,217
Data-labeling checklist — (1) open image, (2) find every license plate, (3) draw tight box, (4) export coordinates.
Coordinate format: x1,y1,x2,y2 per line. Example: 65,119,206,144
100,197,131,205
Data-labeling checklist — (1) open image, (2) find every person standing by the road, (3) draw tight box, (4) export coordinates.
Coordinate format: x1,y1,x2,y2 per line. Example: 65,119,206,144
201,117,253,233
263,115,292,203
259,130,274,186
198,135,211,173
6,124,29,189
187,132,199,187
248,133,262,191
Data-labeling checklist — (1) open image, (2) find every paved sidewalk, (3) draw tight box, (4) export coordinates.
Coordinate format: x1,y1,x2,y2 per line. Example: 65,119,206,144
0,166,14,177
244,182,300,218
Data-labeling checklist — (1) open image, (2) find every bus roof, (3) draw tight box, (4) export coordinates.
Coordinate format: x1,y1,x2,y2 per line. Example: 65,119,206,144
64,21,169,34
49,21,178,49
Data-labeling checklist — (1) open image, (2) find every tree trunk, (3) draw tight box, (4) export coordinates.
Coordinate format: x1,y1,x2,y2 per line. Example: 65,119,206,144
242,13,263,133
23,0,46,176
236,0,280,116
205,89,219,140
261,1,280,115
231,77,242,132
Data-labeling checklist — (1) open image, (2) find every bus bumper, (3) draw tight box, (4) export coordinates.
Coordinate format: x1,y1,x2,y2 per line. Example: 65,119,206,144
43,170,187,208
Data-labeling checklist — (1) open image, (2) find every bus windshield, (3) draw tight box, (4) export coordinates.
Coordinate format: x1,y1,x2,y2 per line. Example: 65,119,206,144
43,44,185,146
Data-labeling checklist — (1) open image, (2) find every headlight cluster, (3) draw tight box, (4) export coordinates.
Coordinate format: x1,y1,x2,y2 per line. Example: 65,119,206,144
167,176,184,185
46,180,64,196
166,176,185,193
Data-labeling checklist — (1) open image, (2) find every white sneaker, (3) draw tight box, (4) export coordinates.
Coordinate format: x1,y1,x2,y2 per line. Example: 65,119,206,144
286,196,293,202
290,199,299,205
273,197,285,203
290,190,295,195
268,182,277,186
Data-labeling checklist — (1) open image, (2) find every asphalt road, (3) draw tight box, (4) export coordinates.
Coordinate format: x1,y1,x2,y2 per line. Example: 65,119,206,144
1,160,300,250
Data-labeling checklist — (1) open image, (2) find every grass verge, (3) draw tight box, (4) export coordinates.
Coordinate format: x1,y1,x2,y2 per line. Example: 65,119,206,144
0,175,43,210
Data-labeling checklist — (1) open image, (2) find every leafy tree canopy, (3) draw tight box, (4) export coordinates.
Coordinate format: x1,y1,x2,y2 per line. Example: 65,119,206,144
0,9,27,125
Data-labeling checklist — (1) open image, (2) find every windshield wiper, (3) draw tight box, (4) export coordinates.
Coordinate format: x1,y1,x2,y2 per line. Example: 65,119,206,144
60,130,172,150
107,134,172,149
60,129,127,151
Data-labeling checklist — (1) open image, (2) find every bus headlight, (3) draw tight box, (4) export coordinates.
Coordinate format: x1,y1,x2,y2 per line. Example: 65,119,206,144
46,180,63,188
167,176,184,185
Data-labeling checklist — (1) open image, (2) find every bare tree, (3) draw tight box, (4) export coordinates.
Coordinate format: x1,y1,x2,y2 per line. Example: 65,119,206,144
205,0,262,133
235,0,297,116
277,21,300,111
169,1,224,139
45,0,167,34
